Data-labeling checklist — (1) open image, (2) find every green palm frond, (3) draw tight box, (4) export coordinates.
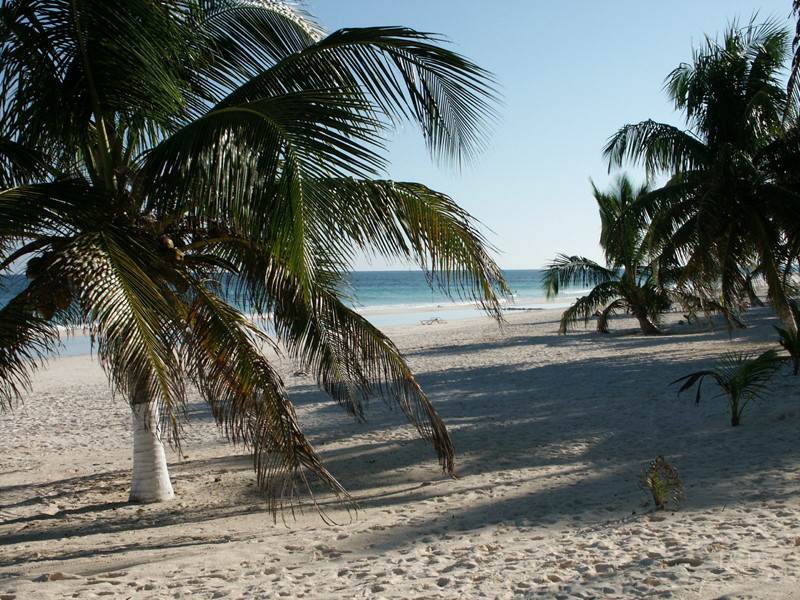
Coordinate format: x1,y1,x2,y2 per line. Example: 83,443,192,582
0,135,55,186
0,181,111,241
282,287,456,474
205,25,497,167
309,179,508,315
542,254,616,299
667,18,789,137
1,0,196,158
0,283,63,408
141,89,388,211
139,90,390,285
775,300,800,374
604,120,707,178
593,175,650,264
66,231,188,441
557,281,623,335
713,350,781,402
194,0,323,78
789,2,800,114
209,251,457,474
180,280,350,515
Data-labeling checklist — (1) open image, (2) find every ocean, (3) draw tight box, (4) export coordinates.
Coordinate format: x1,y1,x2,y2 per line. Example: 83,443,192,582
0,270,587,356
345,269,585,326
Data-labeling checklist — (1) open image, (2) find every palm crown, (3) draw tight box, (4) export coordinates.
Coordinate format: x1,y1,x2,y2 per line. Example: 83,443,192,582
0,0,509,511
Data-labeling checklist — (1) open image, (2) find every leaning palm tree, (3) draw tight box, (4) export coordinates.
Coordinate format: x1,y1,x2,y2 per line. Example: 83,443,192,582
543,175,669,335
605,18,800,334
0,0,509,511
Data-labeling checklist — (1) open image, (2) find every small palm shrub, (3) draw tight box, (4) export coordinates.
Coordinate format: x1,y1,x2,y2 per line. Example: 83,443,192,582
672,349,784,426
775,300,800,375
638,456,684,510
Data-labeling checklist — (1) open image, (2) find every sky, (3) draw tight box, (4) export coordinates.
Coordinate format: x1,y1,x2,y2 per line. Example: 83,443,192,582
303,0,797,271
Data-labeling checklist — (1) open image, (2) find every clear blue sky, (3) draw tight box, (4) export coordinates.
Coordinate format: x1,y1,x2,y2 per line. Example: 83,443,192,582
305,1,796,271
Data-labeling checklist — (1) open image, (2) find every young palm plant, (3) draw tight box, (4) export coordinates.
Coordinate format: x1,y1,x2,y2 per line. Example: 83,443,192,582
605,18,800,334
672,349,784,426
0,0,509,511
543,174,669,335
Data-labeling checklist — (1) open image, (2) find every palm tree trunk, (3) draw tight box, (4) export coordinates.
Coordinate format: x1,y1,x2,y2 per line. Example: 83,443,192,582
763,260,796,335
129,378,174,503
744,273,765,307
633,309,660,335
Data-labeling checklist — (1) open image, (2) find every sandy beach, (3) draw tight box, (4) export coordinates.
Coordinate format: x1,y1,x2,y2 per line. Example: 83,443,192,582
1,306,799,599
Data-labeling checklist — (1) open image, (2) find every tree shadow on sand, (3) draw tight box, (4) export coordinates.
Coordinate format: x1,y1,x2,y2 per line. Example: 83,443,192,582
1,307,795,564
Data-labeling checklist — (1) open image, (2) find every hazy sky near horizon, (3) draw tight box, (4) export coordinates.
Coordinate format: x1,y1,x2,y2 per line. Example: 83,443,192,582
305,0,796,271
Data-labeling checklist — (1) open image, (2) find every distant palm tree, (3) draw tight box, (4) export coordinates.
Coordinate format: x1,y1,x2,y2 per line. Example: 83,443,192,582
0,0,508,510
605,19,800,333
543,175,669,335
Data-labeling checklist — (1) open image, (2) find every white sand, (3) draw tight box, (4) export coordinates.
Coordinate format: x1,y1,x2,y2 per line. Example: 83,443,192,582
1,306,799,599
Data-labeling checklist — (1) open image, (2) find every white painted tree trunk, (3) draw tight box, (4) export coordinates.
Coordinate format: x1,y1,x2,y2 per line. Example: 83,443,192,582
129,402,174,503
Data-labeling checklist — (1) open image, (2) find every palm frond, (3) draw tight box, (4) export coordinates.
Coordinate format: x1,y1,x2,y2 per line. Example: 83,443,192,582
0,0,197,156
788,1,800,115
0,135,55,186
208,26,498,167
715,349,784,402
282,286,457,475
176,243,458,477
542,254,616,299
218,251,457,473
0,181,111,240
603,120,707,178
180,279,351,515
140,89,388,215
556,281,623,334
0,282,62,408
307,179,509,317
186,0,323,109
65,231,188,442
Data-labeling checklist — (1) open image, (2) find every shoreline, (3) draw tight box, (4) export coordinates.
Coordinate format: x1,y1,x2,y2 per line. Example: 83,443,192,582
2,307,799,598
49,298,581,358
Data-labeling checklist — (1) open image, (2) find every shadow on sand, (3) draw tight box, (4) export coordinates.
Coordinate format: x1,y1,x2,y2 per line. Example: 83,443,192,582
1,307,797,568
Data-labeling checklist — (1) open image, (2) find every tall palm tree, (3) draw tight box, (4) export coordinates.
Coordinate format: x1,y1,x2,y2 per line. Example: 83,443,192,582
0,0,509,511
604,19,800,333
543,175,669,335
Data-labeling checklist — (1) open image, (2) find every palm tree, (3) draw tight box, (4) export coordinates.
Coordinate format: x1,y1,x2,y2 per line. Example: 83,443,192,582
543,174,669,335
604,19,800,334
0,0,509,510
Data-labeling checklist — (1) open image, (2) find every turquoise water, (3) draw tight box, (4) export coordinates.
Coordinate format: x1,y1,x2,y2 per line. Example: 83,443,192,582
347,269,586,327
347,269,588,310
1,270,586,355
1,269,586,311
